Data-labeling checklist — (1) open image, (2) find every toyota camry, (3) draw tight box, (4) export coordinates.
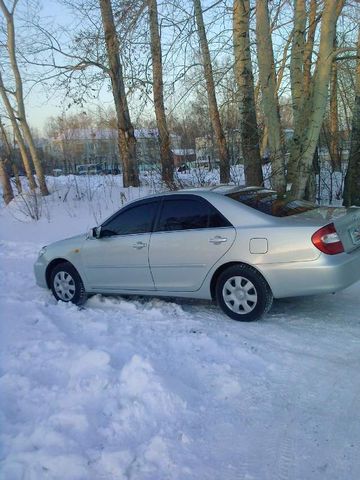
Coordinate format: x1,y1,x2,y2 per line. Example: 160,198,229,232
34,186,360,321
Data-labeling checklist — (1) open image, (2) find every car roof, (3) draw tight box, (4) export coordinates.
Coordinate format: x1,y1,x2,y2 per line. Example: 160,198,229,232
126,185,271,204
178,185,266,195
101,185,277,227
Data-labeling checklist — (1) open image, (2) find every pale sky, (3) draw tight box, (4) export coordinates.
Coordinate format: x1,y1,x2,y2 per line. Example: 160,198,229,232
21,0,220,135
24,0,114,133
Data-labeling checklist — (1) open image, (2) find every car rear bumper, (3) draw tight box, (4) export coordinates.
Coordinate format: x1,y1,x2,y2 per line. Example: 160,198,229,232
259,248,360,299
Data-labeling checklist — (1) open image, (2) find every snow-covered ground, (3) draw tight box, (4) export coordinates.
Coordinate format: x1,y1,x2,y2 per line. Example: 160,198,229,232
1,175,360,479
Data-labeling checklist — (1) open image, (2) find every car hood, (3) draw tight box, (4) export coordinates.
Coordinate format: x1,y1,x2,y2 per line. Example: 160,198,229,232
46,233,87,255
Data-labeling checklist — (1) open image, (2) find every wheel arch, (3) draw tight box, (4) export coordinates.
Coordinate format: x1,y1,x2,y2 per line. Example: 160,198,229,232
45,258,72,288
210,261,272,301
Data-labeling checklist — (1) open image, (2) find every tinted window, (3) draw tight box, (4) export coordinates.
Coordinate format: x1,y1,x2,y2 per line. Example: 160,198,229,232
102,201,158,236
209,208,231,228
156,198,231,232
227,189,316,217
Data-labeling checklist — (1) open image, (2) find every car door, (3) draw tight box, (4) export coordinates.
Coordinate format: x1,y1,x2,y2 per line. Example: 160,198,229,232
82,199,159,291
149,195,236,291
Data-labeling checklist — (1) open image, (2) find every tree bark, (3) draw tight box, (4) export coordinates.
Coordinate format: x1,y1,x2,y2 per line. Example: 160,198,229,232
287,0,318,196
193,0,230,183
148,0,174,187
0,158,14,204
303,0,318,99
343,29,360,206
290,0,306,132
12,162,22,194
289,0,345,199
255,0,286,194
233,0,263,186
99,0,140,188
329,34,341,172
0,0,49,196
0,121,21,193
0,74,36,190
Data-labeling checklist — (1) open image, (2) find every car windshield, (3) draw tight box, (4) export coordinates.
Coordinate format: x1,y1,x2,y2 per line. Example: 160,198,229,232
227,189,317,217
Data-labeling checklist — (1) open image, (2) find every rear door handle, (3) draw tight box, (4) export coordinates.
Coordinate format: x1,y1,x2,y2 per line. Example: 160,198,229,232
209,236,228,245
132,241,147,249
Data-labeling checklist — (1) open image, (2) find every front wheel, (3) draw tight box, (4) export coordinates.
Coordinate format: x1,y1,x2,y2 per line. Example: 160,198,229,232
50,262,87,305
216,265,273,321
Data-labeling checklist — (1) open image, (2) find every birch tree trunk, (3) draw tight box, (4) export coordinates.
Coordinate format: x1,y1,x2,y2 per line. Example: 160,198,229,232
12,162,22,194
289,0,345,199
290,0,306,133
0,158,14,204
287,0,318,197
343,29,360,206
255,0,286,194
259,34,292,165
148,0,174,187
0,74,36,191
0,0,49,196
329,34,341,172
0,117,20,196
193,0,230,183
303,0,318,99
99,0,140,188
1,118,23,193
233,0,263,186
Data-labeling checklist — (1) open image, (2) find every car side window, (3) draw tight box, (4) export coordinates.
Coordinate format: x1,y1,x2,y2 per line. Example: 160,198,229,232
101,201,158,236
208,207,232,228
156,198,231,232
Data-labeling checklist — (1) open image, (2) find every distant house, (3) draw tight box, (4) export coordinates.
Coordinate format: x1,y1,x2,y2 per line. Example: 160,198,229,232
44,128,118,173
195,130,242,167
195,135,214,167
172,149,196,167
44,128,182,173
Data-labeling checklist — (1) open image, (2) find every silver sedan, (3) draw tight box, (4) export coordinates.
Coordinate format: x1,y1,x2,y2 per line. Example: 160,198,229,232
34,186,360,321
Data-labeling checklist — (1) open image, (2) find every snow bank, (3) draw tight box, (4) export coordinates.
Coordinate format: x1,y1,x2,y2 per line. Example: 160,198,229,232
1,175,360,479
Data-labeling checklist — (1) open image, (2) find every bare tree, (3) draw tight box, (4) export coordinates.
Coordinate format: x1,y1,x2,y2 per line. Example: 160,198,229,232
0,0,49,195
255,0,286,194
99,0,139,187
193,0,230,183
343,28,360,206
329,33,341,172
290,0,306,135
0,118,15,202
148,0,174,187
0,74,36,190
0,157,13,204
0,120,22,193
287,0,345,199
233,0,263,186
0,121,14,204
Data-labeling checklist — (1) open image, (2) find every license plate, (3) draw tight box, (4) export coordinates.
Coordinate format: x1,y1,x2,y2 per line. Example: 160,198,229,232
349,225,360,245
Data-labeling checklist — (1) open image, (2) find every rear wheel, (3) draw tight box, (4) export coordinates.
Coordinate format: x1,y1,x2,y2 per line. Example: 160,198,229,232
50,262,87,305
216,265,273,321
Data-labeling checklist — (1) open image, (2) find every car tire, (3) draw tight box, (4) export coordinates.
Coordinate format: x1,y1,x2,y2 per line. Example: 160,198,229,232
50,262,87,305
216,264,273,321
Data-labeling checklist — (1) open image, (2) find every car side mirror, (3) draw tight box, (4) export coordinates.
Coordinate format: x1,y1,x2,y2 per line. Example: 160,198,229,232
88,226,102,239
94,226,102,238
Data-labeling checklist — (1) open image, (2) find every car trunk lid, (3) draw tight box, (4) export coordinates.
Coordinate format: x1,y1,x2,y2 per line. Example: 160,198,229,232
281,206,360,254
333,207,360,253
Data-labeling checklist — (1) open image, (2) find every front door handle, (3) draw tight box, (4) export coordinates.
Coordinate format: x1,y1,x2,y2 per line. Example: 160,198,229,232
132,241,147,249
209,236,228,245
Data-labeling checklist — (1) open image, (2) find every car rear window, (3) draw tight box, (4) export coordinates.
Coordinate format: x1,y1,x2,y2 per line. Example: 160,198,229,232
226,190,317,217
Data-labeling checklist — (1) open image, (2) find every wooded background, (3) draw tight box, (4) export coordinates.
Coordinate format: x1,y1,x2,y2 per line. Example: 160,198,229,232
0,0,359,206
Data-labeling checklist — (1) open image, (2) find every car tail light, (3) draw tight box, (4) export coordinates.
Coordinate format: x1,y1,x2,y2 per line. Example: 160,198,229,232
311,223,344,255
